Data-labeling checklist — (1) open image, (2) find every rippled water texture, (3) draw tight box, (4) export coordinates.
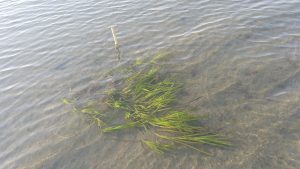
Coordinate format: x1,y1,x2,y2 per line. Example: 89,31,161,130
1,0,300,168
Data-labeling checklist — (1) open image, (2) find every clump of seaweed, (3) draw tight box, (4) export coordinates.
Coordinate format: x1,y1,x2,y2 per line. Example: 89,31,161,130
64,53,230,154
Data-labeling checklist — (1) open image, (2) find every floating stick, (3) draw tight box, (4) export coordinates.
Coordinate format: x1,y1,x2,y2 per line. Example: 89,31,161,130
110,26,121,61
111,26,119,46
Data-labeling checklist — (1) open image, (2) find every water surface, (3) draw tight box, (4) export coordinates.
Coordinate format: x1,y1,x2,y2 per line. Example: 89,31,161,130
0,0,300,168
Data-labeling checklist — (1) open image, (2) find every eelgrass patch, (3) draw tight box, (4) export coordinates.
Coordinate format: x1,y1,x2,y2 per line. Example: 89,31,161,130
63,52,231,154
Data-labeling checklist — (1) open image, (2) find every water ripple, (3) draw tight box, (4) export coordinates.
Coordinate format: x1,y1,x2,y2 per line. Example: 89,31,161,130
1,0,300,169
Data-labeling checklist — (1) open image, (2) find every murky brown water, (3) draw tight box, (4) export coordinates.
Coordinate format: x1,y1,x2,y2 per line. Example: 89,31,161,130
1,0,300,168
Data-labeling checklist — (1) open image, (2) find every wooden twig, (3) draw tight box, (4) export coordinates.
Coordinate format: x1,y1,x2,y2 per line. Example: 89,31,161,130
110,26,121,61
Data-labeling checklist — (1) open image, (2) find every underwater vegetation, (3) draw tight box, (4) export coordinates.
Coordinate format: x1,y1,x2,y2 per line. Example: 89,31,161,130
63,52,230,154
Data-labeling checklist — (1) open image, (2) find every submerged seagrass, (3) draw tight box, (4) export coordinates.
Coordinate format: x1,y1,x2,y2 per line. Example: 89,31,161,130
65,53,230,154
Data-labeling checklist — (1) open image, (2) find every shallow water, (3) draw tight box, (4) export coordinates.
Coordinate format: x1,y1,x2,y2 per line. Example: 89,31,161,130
1,0,300,168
